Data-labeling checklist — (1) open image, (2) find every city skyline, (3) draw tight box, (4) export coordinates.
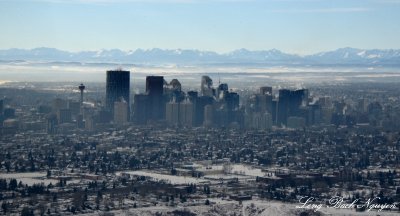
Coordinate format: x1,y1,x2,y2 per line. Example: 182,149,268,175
1,1,400,215
1,0,400,55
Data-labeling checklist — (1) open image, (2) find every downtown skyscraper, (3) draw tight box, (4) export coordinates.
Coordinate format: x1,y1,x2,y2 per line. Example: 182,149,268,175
106,70,130,116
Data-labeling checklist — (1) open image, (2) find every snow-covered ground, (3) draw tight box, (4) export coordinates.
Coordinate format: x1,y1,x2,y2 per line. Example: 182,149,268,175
117,170,210,185
230,165,265,177
194,163,268,177
204,174,249,180
117,164,268,185
0,172,58,186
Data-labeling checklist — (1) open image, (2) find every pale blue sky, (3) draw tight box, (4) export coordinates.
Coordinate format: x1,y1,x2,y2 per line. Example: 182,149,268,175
0,0,399,54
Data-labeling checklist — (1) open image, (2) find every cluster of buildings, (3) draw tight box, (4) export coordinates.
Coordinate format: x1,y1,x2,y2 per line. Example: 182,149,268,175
37,70,327,134
0,69,398,136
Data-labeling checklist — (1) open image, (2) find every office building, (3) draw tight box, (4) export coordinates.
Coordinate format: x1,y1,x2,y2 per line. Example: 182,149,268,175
133,94,149,125
114,98,128,125
195,96,214,126
252,112,272,130
165,97,194,127
146,76,164,95
201,76,214,97
277,89,308,126
204,104,214,127
257,94,273,115
0,99,3,115
166,100,180,126
106,70,130,115
179,101,194,127
146,76,165,121
217,83,228,100
224,92,239,111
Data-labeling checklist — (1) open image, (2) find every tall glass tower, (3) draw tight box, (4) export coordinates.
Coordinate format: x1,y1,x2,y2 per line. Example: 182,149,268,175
146,76,164,120
106,70,130,114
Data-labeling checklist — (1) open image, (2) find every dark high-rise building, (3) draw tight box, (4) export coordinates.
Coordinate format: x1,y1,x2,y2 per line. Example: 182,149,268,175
187,91,198,102
224,92,239,111
277,90,289,126
133,94,149,125
308,104,321,125
146,76,164,95
277,89,308,126
257,94,273,114
272,99,277,124
106,70,130,115
146,76,165,121
0,99,3,115
186,91,203,126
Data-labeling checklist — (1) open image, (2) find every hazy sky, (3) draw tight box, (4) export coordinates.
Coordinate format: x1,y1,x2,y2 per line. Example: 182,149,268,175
0,0,399,54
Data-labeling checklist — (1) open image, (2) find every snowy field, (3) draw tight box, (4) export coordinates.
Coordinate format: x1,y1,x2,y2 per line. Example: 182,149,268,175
117,170,210,185
0,172,58,186
230,165,265,177
195,163,268,177
117,164,270,185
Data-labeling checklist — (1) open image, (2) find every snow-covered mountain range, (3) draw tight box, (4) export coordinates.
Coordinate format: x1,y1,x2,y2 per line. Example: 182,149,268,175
1,47,400,65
